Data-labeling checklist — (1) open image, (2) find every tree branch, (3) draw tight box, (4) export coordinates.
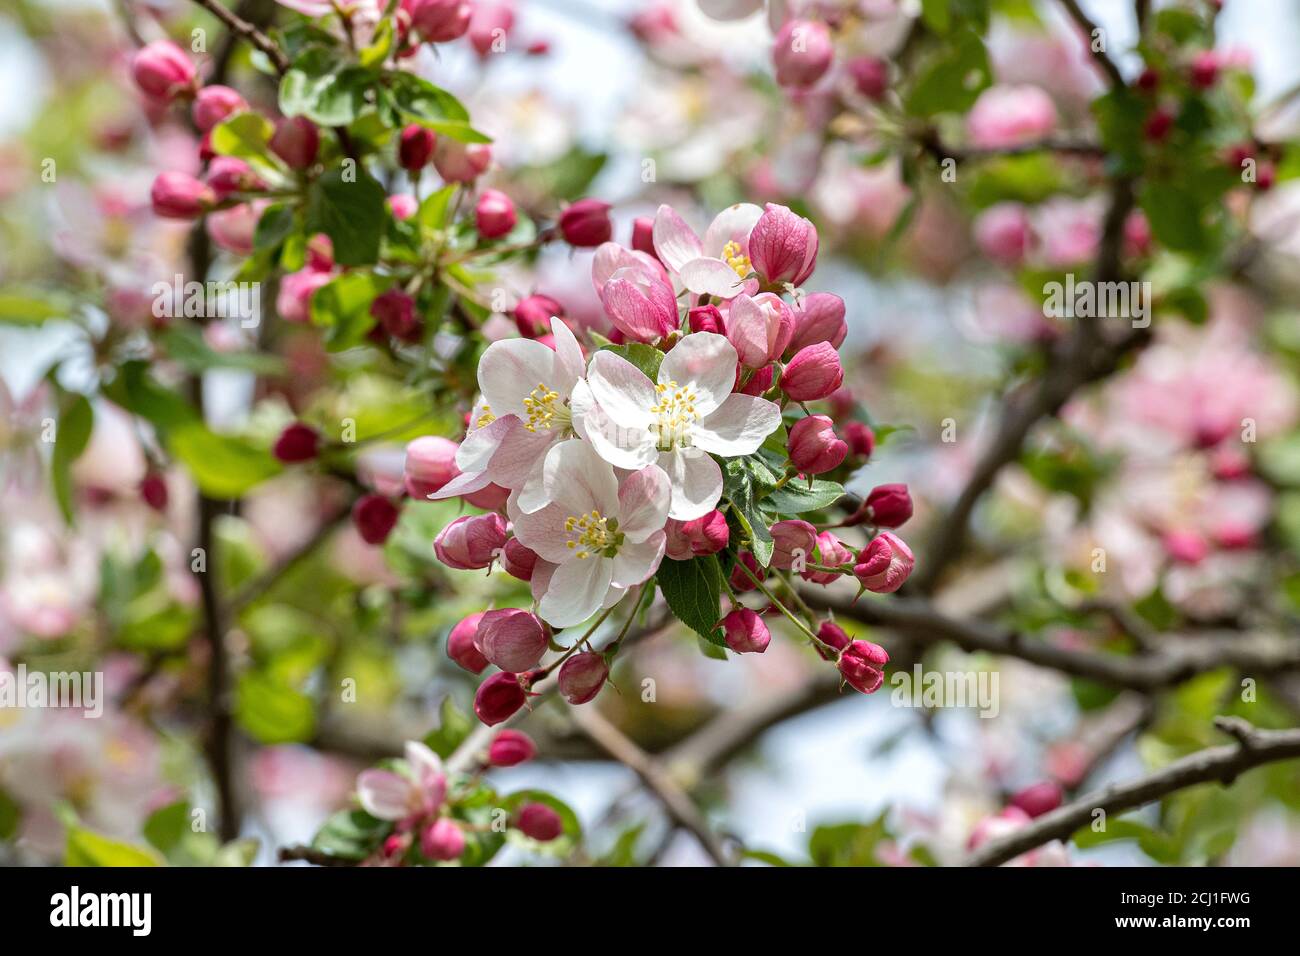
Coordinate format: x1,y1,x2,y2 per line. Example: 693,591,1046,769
965,718,1300,866
1057,0,1125,89
191,0,290,74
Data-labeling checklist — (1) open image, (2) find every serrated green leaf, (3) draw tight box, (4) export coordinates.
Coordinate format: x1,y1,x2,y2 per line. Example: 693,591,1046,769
305,165,388,266
765,479,844,514
655,556,723,644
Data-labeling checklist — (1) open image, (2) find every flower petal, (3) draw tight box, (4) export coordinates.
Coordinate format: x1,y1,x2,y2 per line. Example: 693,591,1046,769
659,447,723,520
574,384,657,471
612,532,666,587
550,316,585,396
652,204,703,273
479,338,560,415
702,202,764,258
356,769,414,821
679,257,747,299
542,438,620,518
511,502,576,563
587,349,657,429
659,332,737,416
692,393,783,456
617,464,671,541
538,556,614,627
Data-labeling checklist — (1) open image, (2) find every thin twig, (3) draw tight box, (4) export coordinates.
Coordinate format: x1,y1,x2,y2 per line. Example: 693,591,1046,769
1057,0,1125,89
191,0,290,73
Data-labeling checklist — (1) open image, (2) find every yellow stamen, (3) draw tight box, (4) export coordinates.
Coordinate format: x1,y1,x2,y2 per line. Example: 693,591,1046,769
564,509,619,559
648,379,702,451
476,405,496,428
722,240,752,279
521,382,569,432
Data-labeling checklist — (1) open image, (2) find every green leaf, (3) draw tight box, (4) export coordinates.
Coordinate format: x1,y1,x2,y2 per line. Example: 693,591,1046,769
765,479,844,514
359,17,394,68
424,695,473,759
102,361,197,434
309,271,389,350
0,788,20,840
311,809,388,861
808,815,891,866
254,202,297,253
655,556,723,644
723,458,775,566
600,342,663,380
501,790,582,857
51,393,93,524
905,30,991,117
210,111,284,179
279,50,371,126
235,671,316,744
416,184,457,230
1071,818,1180,863
65,827,161,867
388,73,490,142
1139,182,1208,253
143,801,190,855
167,423,281,498
305,164,388,266
160,326,285,374
0,289,73,325
214,837,261,866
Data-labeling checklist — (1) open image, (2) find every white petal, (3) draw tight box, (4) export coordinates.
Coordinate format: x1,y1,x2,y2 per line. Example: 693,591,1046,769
612,533,666,587
530,559,557,603
702,203,764,258
550,317,585,396
512,502,576,563
679,257,746,299
692,394,783,457
427,467,492,500
587,350,657,429
479,338,560,415
404,741,443,780
542,438,620,517
659,332,737,416
453,414,516,473
356,770,414,821
617,465,672,541
513,451,552,514
489,425,556,490
575,392,658,470
659,447,723,520
652,204,703,274
538,557,614,628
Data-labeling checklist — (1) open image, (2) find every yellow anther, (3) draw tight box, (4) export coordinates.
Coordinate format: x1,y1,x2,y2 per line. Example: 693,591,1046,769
476,405,496,428
564,510,618,559
521,382,564,432
722,240,752,279
648,379,702,451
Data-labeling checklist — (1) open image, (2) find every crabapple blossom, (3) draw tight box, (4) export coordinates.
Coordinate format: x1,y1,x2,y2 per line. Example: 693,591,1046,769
787,292,846,353
770,519,817,570
475,189,517,239
404,0,472,43
131,41,197,102
473,671,531,725
663,509,729,560
803,531,853,585
433,139,491,182
434,513,508,569
652,203,764,299
514,294,565,338
274,422,321,463
722,608,770,653
575,332,781,520
474,608,548,673
966,85,1058,149
853,532,915,594
399,124,436,171
557,651,609,704
747,203,819,288
353,494,400,545
837,639,889,694
404,436,459,497
501,538,539,580
447,612,490,674
421,818,465,860
844,422,875,459
598,262,679,343
270,117,320,169
150,172,214,219
781,342,843,402
192,85,248,132
356,741,447,821
864,483,913,528
559,199,613,247
788,415,847,474
688,304,725,335
726,293,794,369
517,803,563,841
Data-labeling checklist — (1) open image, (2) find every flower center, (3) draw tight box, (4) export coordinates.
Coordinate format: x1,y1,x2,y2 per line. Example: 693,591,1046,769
722,240,752,279
648,380,701,451
476,405,496,428
521,382,571,432
564,511,622,559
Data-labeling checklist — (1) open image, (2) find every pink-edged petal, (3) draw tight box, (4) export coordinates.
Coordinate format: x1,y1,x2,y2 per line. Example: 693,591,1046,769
574,385,658,470
490,425,557,489
530,559,557,604
512,502,576,563
538,557,614,627
612,532,665,587
404,740,443,780
702,203,764,258
452,414,516,473
542,438,620,517
428,467,493,500
692,393,783,457
356,769,414,821
479,338,560,415
617,464,671,541
550,316,585,396
659,447,723,520
513,451,552,514
652,204,703,274
587,350,657,429
659,332,737,416
592,243,666,291
679,257,747,299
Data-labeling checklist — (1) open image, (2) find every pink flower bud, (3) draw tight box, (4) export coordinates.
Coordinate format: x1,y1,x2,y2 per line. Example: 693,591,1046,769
738,364,774,397
688,303,725,335
468,1,514,57
1163,529,1208,565
404,0,472,43
729,551,765,592
276,268,332,324
307,233,334,271
1010,781,1063,819
600,265,678,343
502,538,539,581
631,216,656,256
433,139,492,182
388,193,418,220
474,671,528,725
421,818,465,861
848,56,889,100
770,519,817,571
557,652,608,705
151,171,215,219
772,20,833,88
274,422,320,463
966,85,1058,149
270,116,320,169
206,202,261,255
788,292,845,354
131,41,197,101
1189,50,1219,89
516,802,562,841
353,494,401,545
788,415,847,475
475,188,517,239
722,608,770,654
1136,67,1159,92
670,509,730,561
560,198,613,247
475,608,548,673
781,342,843,402
140,473,168,512
514,293,564,338
398,124,436,170
404,436,459,498
434,513,508,570
488,729,536,767
844,422,874,459
837,639,889,694
448,612,490,673
864,483,912,528
1143,107,1173,142
749,203,819,287
974,203,1032,266
853,532,914,593
464,483,508,511
727,292,794,368
803,531,853,585
206,156,265,200
370,288,419,340
192,85,247,132
815,619,850,660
